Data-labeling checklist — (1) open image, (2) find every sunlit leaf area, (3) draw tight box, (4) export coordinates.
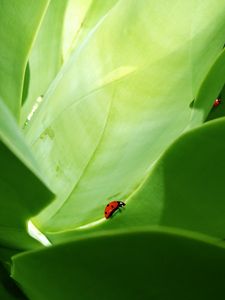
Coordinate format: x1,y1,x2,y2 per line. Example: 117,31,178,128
0,1,225,299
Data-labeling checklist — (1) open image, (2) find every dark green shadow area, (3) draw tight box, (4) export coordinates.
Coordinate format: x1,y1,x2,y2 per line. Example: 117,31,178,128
0,262,27,300
0,246,21,268
0,141,52,250
21,64,30,106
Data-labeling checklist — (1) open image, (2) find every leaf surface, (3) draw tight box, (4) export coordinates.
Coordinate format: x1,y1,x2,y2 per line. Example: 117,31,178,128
21,0,69,124
0,0,49,118
48,117,225,243
190,49,225,126
62,0,120,61
0,99,53,249
25,0,225,232
12,229,225,300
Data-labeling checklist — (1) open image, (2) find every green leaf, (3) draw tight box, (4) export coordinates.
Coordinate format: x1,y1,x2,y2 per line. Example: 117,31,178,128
12,229,225,300
0,0,50,119
190,49,225,126
62,0,120,61
25,0,225,233
21,0,69,124
124,117,225,238
206,84,225,121
21,0,120,124
47,117,225,244
0,99,53,249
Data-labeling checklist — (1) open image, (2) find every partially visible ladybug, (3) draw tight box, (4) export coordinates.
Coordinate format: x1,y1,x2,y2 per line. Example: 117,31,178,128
104,201,125,219
213,98,221,107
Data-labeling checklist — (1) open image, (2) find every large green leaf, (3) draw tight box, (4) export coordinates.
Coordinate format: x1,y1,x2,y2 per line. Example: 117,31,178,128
47,117,225,243
0,99,53,249
21,0,69,125
12,229,225,300
25,0,225,233
21,0,119,125
122,117,225,238
0,0,50,119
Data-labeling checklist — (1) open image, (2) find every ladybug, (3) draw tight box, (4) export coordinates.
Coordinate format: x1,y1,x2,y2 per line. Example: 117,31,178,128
213,98,221,107
104,201,125,219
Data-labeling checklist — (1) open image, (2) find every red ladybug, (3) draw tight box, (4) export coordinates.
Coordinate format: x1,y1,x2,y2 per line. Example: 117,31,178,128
104,201,125,219
213,99,221,107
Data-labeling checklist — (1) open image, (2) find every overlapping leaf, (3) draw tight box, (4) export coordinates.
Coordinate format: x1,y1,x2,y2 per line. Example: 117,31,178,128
0,0,50,119
190,49,225,126
46,117,225,243
21,0,69,124
12,229,225,300
62,0,120,61
206,85,225,121
0,99,53,250
24,0,225,233
0,2,224,299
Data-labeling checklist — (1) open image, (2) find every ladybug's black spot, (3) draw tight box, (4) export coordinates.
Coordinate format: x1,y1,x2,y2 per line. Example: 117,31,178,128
111,205,114,208
107,204,109,207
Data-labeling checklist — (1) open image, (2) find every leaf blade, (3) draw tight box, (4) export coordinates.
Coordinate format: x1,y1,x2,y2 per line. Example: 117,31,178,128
26,0,225,232
0,99,53,249
0,0,50,118
21,0,69,124
12,229,225,300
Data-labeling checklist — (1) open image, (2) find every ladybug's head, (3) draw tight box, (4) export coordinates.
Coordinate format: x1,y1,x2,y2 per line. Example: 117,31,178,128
117,201,126,207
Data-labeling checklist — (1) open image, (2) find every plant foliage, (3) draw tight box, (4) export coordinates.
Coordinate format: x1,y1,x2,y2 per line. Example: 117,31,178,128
0,0,225,299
